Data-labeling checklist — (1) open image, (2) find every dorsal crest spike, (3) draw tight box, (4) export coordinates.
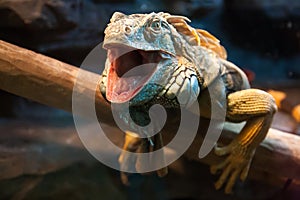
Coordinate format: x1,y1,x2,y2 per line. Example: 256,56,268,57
165,15,191,23
164,14,227,59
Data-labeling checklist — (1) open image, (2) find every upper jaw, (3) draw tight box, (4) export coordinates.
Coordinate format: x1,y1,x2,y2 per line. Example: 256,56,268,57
104,42,174,63
103,36,175,56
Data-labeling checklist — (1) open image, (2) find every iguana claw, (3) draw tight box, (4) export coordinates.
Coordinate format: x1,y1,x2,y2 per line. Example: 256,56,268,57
211,143,255,194
119,131,168,185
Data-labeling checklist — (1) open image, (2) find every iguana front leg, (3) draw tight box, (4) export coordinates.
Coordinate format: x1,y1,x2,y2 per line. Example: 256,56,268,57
119,131,168,185
211,89,277,194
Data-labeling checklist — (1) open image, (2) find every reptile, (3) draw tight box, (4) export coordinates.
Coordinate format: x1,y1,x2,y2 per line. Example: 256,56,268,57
99,12,277,194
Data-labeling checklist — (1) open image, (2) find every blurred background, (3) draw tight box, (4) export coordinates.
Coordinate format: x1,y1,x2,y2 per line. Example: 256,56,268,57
0,0,300,199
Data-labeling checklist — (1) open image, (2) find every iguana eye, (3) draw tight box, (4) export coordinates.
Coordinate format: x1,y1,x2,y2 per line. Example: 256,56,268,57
150,19,161,32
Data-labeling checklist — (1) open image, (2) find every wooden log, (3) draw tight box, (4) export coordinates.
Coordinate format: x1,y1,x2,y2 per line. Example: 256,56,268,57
0,40,113,124
0,39,300,185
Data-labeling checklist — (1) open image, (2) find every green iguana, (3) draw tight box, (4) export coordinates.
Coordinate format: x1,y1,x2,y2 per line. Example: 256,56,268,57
99,12,277,194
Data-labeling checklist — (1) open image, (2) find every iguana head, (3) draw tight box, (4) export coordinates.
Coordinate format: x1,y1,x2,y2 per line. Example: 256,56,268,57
100,12,179,105
100,12,226,106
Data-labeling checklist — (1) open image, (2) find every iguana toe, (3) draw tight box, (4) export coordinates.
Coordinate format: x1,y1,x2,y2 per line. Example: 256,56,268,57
211,142,255,194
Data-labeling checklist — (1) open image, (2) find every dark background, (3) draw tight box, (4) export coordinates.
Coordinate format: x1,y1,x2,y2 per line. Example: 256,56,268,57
0,0,299,199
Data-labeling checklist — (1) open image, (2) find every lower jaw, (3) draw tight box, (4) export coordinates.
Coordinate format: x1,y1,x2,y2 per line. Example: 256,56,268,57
106,75,150,103
106,65,158,103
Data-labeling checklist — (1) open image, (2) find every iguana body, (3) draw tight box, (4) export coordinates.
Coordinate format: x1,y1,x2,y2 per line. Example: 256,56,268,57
99,12,277,194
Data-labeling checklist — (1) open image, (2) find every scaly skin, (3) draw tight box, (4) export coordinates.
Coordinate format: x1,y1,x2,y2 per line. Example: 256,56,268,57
99,12,277,194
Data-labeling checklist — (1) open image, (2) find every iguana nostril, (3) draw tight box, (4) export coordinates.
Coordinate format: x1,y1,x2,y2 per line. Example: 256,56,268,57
124,26,131,34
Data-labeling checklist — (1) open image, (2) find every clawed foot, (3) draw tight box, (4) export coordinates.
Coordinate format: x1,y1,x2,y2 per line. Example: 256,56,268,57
210,143,255,194
118,132,143,185
119,131,168,185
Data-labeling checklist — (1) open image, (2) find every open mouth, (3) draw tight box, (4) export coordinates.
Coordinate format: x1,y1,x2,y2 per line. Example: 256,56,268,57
105,45,163,103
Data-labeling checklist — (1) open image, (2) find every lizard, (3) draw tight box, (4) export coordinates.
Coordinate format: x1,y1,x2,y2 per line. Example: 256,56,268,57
99,12,277,194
